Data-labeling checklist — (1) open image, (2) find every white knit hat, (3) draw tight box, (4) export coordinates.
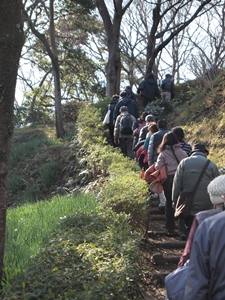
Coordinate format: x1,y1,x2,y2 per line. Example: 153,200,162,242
207,175,225,205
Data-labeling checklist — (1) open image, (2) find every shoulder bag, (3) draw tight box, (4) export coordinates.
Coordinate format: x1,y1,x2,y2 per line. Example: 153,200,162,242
103,105,111,125
174,159,210,219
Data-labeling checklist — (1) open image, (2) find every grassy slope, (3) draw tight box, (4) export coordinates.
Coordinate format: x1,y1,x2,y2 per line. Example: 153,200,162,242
168,74,225,168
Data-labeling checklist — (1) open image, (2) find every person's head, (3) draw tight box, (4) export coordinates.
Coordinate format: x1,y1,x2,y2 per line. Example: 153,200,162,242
157,119,167,130
145,114,155,124
158,131,179,153
147,73,154,79
125,86,132,91
207,175,225,206
172,126,185,142
112,94,119,102
120,90,131,98
119,106,128,113
140,111,148,121
191,143,209,156
148,122,158,135
166,74,172,79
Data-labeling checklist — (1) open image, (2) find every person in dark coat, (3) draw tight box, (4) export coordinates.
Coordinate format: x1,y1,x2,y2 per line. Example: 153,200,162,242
113,90,139,122
137,73,160,109
104,94,119,146
125,86,137,102
161,74,175,100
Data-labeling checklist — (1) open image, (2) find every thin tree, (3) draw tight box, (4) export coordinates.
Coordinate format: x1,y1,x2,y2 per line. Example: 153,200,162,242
22,0,66,138
0,0,24,285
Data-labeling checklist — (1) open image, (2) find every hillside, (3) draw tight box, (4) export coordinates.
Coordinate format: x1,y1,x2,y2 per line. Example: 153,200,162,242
6,74,225,299
9,74,225,205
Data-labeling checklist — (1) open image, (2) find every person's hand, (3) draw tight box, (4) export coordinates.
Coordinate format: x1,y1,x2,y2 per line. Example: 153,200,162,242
114,138,119,145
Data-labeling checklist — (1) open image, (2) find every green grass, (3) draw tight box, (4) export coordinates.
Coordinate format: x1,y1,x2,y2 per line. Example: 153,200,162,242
4,193,98,283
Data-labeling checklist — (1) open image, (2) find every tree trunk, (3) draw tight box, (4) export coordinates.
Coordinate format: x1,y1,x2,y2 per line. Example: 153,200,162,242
0,0,24,285
50,0,65,138
96,0,133,97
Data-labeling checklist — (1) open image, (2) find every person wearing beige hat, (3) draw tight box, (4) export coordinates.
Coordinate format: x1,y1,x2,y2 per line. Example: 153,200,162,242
183,175,225,299
178,174,225,268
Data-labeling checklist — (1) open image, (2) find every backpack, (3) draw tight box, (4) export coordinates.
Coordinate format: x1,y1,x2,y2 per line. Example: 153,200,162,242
120,114,133,135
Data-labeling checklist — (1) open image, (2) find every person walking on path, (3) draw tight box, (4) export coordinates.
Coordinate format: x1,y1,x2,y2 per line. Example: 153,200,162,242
178,174,225,268
155,132,187,235
113,90,139,122
161,74,174,100
184,209,225,299
104,94,119,146
147,119,169,167
137,73,160,109
114,106,136,159
172,126,192,239
172,143,220,234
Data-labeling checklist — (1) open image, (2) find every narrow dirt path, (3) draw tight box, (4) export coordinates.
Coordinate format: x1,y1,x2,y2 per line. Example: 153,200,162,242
141,195,186,299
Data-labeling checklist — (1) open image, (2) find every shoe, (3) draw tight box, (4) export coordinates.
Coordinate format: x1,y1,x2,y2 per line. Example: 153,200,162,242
151,193,159,200
158,205,165,211
179,233,187,241
167,230,176,237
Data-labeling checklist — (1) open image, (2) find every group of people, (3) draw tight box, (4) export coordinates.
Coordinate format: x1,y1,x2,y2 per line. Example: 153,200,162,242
103,82,225,298
137,73,174,109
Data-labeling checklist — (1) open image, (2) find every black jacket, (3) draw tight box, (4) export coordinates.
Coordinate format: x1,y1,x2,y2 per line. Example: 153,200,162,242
137,77,160,100
113,97,139,122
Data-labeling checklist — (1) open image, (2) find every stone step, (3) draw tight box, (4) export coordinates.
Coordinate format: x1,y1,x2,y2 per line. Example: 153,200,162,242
147,240,186,249
150,208,165,215
152,252,180,265
150,214,165,221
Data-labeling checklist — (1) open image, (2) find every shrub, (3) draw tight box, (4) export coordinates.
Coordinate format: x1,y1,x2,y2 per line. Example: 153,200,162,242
76,105,107,147
98,172,149,232
144,99,174,118
39,162,59,188
62,100,86,123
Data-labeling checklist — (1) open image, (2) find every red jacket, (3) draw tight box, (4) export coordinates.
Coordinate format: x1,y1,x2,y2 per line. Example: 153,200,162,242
143,164,167,194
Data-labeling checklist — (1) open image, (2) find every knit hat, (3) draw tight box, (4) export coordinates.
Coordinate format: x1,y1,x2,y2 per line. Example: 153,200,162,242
119,106,128,112
145,114,155,122
207,175,225,205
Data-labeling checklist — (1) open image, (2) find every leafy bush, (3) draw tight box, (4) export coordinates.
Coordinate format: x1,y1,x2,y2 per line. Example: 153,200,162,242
144,99,174,118
99,172,149,232
2,211,144,299
76,105,107,147
39,162,59,188
62,100,86,123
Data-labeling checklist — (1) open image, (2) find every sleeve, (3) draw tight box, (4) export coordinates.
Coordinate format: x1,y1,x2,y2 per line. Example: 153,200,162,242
114,116,120,139
155,83,160,98
172,162,184,207
178,217,199,267
113,103,120,122
183,223,210,299
134,103,139,119
132,119,139,131
143,136,150,150
148,135,154,166
155,153,165,170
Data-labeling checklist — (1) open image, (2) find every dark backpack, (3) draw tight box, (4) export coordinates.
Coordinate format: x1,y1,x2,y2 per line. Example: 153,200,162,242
120,114,133,135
